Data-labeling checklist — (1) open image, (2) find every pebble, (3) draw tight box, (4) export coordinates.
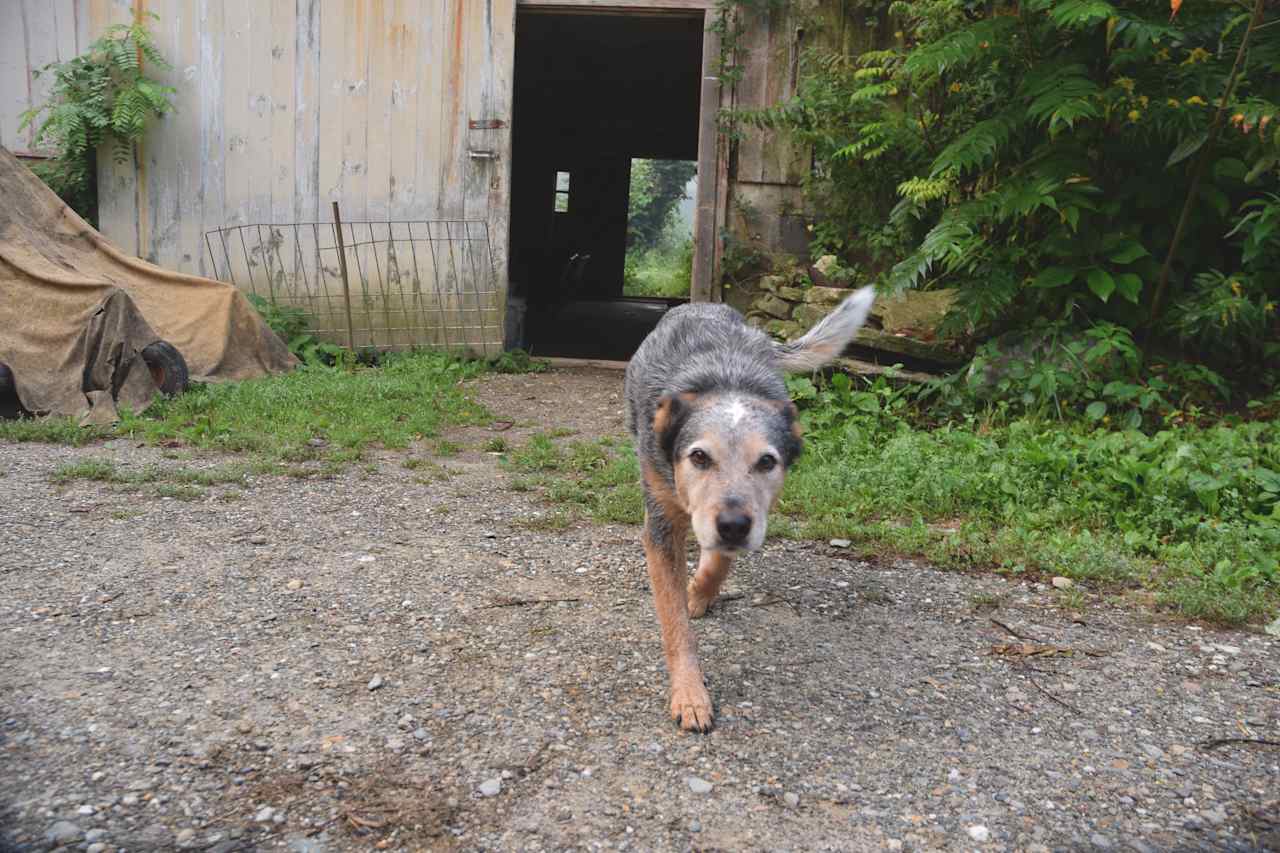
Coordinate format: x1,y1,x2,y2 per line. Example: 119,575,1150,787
85,829,107,842
286,578,304,590
121,793,139,806
76,804,95,815
367,674,384,691
255,806,276,823
44,821,83,844
1089,832,1113,849
235,719,254,734
829,538,851,548
1142,744,1165,760
783,792,800,808
479,777,502,797
686,776,713,795
88,845,107,853
689,819,702,833
1051,576,1073,589
967,825,990,843
177,828,197,843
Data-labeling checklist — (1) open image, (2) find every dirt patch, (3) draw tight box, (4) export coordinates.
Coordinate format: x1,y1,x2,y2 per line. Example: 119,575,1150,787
1,367,1278,852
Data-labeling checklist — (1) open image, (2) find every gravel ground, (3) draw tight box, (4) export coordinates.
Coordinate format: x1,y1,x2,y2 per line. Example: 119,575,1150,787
1,368,1277,853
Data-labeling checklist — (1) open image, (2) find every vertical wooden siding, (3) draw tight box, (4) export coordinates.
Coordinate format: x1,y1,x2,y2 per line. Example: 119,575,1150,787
0,0,89,155
90,0,515,353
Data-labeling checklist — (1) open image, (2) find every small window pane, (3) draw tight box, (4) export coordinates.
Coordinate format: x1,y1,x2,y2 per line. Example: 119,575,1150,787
553,192,569,213
555,171,571,192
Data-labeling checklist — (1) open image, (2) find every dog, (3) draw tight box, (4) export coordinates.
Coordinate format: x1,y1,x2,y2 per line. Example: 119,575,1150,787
624,286,876,732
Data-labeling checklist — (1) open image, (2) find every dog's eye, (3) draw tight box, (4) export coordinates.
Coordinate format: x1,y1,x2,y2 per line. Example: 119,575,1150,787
688,448,712,469
755,453,778,473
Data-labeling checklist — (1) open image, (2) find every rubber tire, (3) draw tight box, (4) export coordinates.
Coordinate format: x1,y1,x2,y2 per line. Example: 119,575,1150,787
0,362,22,420
141,341,190,397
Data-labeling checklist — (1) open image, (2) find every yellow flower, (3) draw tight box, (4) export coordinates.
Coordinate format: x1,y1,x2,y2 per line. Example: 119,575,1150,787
1116,77,1135,92
1266,302,1276,313
950,82,962,93
1156,48,1171,62
1128,109,1141,121
1183,47,1211,65
1186,95,1207,106
1230,280,1242,296
1139,95,1149,108
1167,98,1180,108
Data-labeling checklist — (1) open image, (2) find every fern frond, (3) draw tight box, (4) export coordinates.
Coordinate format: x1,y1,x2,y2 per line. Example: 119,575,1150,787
929,114,1017,177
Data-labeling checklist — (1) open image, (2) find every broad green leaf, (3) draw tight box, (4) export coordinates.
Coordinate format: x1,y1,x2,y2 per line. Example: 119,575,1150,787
1087,268,1115,302
1114,272,1143,303
1086,401,1107,419
1166,132,1208,168
1033,266,1077,288
1109,242,1148,264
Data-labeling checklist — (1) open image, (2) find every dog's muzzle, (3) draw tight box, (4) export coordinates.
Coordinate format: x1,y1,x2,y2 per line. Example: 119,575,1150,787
715,510,752,549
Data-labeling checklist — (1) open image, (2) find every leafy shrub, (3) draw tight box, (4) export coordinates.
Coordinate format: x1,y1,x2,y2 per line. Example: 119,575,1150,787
20,15,175,224
246,294,346,366
744,0,1279,372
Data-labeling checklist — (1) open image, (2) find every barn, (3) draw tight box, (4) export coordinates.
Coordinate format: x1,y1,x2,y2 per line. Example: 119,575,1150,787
3,1,839,360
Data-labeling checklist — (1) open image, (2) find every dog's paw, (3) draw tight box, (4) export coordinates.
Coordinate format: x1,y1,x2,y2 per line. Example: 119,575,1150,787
686,583,714,619
670,679,714,733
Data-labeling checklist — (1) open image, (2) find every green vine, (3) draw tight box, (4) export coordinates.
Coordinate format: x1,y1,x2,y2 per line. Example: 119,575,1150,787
19,14,175,224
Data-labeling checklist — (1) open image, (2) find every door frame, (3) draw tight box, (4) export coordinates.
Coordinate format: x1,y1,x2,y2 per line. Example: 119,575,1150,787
514,0,726,302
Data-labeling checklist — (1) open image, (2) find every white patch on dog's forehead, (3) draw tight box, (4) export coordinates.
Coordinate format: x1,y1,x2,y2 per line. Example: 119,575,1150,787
726,396,748,426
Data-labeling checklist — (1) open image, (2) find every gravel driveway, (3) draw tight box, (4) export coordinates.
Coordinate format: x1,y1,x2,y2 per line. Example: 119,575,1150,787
2,368,1277,853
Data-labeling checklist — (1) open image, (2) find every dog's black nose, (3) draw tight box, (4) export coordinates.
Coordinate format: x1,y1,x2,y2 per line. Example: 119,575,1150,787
716,511,752,546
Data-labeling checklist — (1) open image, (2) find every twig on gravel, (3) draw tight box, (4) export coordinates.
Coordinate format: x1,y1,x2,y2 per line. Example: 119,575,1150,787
749,594,790,609
1025,673,1083,715
1198,737,1280,751
478,596,581,609
98,590,126,605
990,618,1043,643
717,592,745,604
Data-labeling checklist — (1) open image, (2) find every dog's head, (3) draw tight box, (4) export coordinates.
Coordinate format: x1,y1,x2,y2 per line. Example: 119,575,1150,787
654,391,802,553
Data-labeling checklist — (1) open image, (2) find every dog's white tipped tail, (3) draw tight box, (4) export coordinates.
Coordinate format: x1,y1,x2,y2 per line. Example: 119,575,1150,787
772,285,876,373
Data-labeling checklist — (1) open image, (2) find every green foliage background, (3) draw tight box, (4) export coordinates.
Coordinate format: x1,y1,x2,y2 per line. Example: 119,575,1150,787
739,0,1279,387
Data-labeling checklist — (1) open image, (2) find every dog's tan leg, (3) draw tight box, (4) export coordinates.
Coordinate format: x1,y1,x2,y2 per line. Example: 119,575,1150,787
687,549,733,619
643,509,713,733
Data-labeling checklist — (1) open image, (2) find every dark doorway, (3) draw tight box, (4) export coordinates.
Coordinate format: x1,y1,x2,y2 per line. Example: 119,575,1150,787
507,9,705,360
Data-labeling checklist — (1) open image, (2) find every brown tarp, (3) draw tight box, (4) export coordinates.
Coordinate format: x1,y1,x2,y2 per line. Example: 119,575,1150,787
0,145,297,420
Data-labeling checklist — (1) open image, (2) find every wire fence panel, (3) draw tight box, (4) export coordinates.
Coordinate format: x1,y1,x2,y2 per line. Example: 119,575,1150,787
205,219,503,356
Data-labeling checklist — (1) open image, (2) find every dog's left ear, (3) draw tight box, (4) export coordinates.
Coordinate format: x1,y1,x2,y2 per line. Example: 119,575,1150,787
653,392,695,462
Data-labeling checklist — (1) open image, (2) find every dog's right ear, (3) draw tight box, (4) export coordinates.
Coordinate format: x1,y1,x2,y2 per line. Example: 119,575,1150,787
653,392,694,462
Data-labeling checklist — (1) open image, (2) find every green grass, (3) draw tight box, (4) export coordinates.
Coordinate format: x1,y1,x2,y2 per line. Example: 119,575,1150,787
2,351,490,465
781,390,1280,626
503,434,644,525
49,458,251,502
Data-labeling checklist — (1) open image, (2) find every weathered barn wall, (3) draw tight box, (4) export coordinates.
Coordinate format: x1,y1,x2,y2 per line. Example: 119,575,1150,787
0,1,90,156
88,0,514,354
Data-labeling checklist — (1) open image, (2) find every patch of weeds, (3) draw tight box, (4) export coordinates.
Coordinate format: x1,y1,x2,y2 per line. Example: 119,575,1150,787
363,463,379,474
783,371,1280,626
111,350,489,463
507,433,564,472
507,476,536,493
402,457,427,470
969,591,1005,612
518,512,574,532
487,349,550,374
153,483,205,501
548,427,576,439
109,509,140,520
217,491,244,502
1055,588,1087,612
0,417,108,446
433,439,462,457
530,624,559,637
51,459,123,483
482,436,508,453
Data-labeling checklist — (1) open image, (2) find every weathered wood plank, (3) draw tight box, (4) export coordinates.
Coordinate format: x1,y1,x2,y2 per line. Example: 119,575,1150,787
414,0,446,218
366,0,393,225
316,0,346,211
438,0,467,220
197,0,226,276
0,3,33,152
143,0,184,265
91,0,140,256
691,8,720,304
269,0,295,227
516,0,714,9
341,0,371,223
293,0,321,226
387,0,418,220
23,0,62,152
733,5,770,184
171,0,203,274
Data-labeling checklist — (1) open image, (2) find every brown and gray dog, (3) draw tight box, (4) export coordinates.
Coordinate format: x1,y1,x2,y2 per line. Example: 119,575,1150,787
625,287,876,732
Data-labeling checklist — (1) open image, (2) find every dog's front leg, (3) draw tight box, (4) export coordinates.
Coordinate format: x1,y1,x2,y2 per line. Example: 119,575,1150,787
687,549,733,619
643,509,713,732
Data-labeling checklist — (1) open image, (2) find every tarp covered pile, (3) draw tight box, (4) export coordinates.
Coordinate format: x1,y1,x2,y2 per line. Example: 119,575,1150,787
0,145,296,422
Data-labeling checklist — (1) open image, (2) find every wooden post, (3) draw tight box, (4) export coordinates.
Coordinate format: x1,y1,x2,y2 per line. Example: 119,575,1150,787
691,11,723,303
331,201,357,352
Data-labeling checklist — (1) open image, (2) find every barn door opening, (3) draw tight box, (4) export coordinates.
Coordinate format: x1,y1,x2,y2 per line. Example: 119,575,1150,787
505,6,712,360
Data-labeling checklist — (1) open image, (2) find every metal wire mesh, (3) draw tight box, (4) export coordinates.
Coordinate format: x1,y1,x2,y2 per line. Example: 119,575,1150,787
204,219,503,356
